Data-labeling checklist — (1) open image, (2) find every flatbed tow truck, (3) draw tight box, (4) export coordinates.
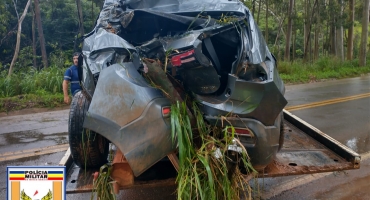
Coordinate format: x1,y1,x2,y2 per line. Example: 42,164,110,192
60,110,360,194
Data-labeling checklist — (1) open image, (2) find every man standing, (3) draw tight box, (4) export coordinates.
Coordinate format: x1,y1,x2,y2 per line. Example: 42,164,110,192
63,52,82,104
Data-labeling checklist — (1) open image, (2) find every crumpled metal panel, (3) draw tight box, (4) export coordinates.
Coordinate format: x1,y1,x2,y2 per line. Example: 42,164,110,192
247,16,268,64
86,63,162,128
94,0,268,64
83,63,174,176
90,29,135,53
198,77,287,126
97,0,134,31
161,33,202,51
82,29,135,75
127,0,268,64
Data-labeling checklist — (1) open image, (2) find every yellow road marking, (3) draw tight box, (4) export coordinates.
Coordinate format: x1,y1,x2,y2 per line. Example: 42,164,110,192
0,144,69,162
285,93,370,111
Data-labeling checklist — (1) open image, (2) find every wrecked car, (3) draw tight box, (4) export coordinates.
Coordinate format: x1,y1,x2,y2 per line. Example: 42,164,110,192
68,0,287,177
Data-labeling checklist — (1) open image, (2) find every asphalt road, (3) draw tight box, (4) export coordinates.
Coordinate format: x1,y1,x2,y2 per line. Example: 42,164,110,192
0,109,69,198
260,75,370,200
0,75,369,199
284,75,370,154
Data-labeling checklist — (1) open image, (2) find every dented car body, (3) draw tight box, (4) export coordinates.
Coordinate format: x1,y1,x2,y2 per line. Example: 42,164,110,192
79,0,287,176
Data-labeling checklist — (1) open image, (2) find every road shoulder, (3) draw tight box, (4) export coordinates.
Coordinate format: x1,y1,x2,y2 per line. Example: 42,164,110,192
0,105,70,118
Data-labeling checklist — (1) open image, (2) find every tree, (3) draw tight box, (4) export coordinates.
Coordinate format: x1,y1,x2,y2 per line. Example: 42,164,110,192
346,0,355,60
313,1,320,60
304,0,309,55
329,0,337,56
0,0,16,48
285,0,294,61
335,0,344,61
34,0,48,68
252,0,256,18
359,0,369,66
265,0,269,43
8,0,31,77
303,0,318,62
30,0,37,69
256,0,262,24
75,0,84,36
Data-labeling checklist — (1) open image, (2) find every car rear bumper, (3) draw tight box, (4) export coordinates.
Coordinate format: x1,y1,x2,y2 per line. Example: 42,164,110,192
205,114,282,170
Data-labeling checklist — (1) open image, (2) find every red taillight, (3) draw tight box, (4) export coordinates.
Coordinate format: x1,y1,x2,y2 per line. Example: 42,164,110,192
171,49,195,67
227,128,254,137
162,107,171,117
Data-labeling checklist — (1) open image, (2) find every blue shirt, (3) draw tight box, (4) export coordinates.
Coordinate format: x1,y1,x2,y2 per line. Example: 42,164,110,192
64,65,82,96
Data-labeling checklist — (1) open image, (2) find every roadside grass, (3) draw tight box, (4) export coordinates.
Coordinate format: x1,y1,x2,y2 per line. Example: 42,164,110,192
0,67,66,113
279,56,370,84
0,93,64,113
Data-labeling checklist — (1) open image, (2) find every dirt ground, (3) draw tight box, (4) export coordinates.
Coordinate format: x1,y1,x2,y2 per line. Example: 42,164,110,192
0,105,70,118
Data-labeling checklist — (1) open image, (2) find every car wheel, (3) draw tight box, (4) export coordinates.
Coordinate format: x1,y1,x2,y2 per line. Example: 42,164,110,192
68,91,109,168
278,113,285,151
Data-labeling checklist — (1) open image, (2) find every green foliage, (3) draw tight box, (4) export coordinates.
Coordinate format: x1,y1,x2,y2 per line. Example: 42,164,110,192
14,46,35,70
91,164,116,200
0,0,12,34
0,0,101,66
171,101,255,200
278,56,370,84
49,43,74,68
0,66,65,98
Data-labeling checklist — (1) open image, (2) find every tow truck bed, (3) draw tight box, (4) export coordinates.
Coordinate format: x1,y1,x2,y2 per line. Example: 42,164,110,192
62,110,360,193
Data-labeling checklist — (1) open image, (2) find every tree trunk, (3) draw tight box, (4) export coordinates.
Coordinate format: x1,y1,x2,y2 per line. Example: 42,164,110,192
11,0,19,19
292,0,296,60
303,0,318,62
31,1,37,69
313,1,320,60
359,0,370,66
335,0,344,61
314,24,319,60
75,0,84,36
346,0,355,60
284,0,294,61
292,29,296,60
309,27,312,61
304,0,308,53
257,0,262,24
330,0,337,56
330,24,336,55
8,0,31,77
265,0,269,43
252,0,256,18
325,19,329,56
274,14,287,55
34,0,48,68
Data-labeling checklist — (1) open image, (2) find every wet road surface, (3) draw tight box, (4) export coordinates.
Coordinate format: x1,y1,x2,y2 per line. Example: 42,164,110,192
0,75,369,199
261,75,370,199
0,109,69,197
284,75,370,154
0,110,69,153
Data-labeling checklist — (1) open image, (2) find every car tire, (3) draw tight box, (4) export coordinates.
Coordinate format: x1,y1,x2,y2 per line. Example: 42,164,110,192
68,91,109,168
278,113,285,151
